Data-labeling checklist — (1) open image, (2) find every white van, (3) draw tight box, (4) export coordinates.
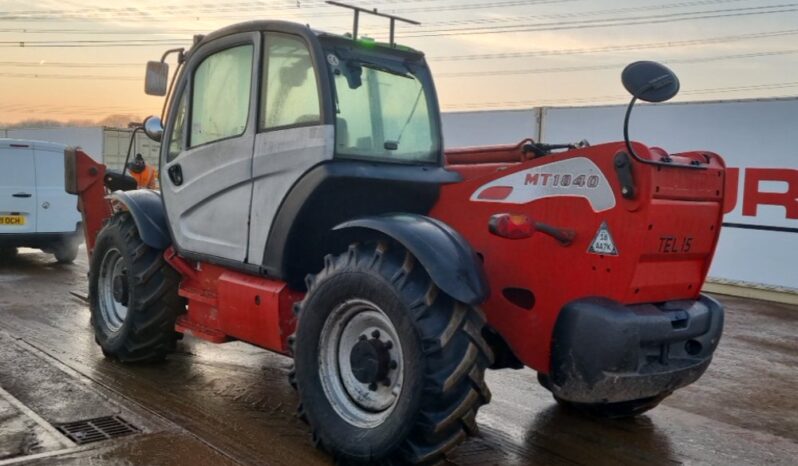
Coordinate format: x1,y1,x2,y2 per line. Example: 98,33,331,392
0,139,82,263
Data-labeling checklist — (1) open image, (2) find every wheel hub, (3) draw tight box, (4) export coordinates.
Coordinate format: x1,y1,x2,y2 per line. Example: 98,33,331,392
97,248,129,332
350,335,392,386
112,273,128,306
318,299,405,428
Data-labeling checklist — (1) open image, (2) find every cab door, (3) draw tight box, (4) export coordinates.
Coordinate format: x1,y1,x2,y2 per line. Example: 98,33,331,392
0,142,37,234
160,32,260,263
246,32,334,265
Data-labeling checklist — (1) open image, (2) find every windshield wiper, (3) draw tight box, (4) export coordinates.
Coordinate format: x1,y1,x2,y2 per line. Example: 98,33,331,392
385,86,424,151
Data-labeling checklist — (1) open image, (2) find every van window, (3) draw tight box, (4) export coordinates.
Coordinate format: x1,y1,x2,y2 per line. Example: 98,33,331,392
190,44,253,147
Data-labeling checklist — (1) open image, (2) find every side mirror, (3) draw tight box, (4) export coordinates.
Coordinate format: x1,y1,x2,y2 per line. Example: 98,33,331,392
145,61,169,96
621,61,680,103
143,115,164,142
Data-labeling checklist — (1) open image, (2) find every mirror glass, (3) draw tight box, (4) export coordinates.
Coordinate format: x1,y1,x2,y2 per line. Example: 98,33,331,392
145,61,169,96
621,61,680,103
143,115,164,142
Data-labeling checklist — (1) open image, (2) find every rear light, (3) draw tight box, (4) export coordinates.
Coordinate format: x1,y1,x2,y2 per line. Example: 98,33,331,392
488,213,535,239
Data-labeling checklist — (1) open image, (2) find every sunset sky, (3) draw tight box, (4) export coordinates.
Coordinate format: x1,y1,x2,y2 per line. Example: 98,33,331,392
1,0,798,125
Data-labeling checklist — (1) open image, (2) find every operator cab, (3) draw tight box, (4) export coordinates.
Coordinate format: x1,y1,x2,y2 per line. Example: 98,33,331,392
143,13,454,285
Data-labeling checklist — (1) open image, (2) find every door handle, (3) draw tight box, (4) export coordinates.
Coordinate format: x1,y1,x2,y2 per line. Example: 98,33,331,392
168,164,183,186
12,192,31,198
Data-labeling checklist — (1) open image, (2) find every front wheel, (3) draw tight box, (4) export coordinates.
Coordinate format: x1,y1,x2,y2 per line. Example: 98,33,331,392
89,212,183,362
292,242,493,464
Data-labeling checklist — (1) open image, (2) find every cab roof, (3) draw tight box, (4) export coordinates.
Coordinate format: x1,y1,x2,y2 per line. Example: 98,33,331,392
191,20,423,58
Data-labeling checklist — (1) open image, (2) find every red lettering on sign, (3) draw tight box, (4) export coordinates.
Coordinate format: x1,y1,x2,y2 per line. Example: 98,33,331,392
723,168,739,214
742,168,798,219
525,173,539,185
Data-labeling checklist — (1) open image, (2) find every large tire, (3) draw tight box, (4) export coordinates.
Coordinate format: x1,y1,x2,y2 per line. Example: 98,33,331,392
89,212,183,362
537,373,667,418
291,242,493,465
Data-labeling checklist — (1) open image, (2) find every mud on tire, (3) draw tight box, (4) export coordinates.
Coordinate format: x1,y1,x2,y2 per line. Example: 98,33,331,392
291,242,493,465
89,212,183,362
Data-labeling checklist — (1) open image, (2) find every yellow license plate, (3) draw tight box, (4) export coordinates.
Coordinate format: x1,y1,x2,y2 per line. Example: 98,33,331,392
0,215,25,225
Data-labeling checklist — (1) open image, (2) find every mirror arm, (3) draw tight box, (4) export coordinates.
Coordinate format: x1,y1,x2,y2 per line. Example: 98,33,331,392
121,126,144,177
622,96,705,170
160,60,184,124
160,48,185,65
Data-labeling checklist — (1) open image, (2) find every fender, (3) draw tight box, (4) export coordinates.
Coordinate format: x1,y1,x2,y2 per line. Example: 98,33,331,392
334,214,489,305
110,190,171,250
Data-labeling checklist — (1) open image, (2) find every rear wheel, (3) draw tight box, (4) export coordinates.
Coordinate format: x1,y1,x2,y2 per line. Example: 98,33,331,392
291,242,493,464
89,212,183,362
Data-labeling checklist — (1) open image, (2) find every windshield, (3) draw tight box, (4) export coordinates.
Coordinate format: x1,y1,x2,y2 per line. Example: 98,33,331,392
325,48,440,163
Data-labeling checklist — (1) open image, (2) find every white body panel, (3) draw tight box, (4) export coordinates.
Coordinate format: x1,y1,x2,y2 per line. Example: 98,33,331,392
247,124,334,264
0,144,37,234
162,134,255,262
0,139,80,235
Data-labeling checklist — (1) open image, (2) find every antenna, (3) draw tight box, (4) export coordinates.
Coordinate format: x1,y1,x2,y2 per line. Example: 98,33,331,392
325,1,420,46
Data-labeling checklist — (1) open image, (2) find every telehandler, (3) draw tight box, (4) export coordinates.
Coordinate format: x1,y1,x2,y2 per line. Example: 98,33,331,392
66,4,725,463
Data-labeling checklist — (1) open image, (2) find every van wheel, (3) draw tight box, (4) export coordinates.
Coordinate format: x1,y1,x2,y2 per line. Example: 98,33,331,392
54,240,79,264
89,212,183,362
291,242,493,465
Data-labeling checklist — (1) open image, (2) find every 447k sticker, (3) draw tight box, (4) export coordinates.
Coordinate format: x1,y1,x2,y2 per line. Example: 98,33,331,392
588,221,618,256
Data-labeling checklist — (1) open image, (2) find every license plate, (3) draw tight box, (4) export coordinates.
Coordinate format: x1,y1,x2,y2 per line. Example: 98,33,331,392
0,215,25,225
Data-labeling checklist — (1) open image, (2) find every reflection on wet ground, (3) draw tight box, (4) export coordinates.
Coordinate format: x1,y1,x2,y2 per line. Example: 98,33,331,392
1,248,796,465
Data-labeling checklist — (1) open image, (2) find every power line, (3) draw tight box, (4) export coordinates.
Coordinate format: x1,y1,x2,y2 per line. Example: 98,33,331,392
424,0,749,27
0,72,139,81
431,29,798,61
0,0,580,22
402,3,798,38
443,81,798,109
0,61,140,68
437,49,798,78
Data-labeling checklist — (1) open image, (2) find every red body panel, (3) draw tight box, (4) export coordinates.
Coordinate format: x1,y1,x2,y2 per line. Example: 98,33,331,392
68,141,725,369
165,249,301,353
69,149,112,257
431,142,726,372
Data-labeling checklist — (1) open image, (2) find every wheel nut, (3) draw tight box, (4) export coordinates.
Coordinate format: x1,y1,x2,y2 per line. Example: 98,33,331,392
389,360,398,370
359,334,367,341
385,341,393,349
381,378,391,387
368,383,378,391
371,329,381,339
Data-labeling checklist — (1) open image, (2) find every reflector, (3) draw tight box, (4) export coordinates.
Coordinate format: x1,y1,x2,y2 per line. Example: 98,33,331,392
488,213,535,239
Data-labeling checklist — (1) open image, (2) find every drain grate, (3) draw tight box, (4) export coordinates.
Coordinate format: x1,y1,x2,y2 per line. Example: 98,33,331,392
54,416,140,445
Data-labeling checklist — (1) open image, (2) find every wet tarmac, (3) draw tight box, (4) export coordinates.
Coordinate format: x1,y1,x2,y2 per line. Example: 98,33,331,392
0,247,796,465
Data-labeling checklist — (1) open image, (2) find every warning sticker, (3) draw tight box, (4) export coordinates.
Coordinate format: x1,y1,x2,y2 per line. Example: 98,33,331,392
588,221,618,256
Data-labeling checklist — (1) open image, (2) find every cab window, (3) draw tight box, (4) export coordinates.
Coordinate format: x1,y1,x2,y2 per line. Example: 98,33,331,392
167,92,186,161
261,34,321,129
190,44,253,147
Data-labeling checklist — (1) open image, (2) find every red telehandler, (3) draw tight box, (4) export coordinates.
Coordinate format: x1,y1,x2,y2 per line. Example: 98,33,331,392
66,5,725,464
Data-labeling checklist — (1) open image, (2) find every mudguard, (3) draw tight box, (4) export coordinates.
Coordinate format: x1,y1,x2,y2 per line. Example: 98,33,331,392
334,214,489,305
110,190,171,250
